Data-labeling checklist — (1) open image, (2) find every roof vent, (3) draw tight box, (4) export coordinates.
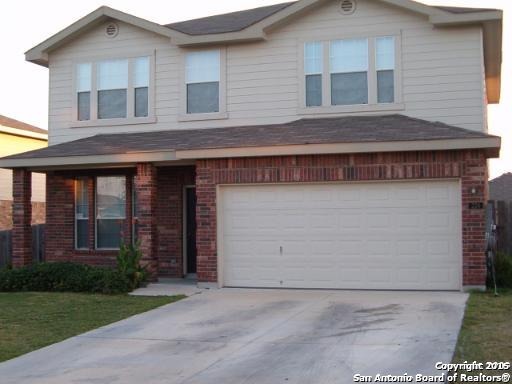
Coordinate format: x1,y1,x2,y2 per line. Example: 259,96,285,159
105,22,119,38
340,0,356,15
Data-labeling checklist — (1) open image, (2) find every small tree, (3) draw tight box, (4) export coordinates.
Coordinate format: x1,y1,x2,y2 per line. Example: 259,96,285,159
117,241,147,289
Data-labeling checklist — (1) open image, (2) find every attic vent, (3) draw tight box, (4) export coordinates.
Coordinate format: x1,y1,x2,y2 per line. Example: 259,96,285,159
340,0,356,15
105,22,119,38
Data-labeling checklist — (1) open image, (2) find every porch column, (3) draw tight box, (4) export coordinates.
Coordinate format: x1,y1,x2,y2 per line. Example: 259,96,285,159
12,168,32,268
135,163,158,280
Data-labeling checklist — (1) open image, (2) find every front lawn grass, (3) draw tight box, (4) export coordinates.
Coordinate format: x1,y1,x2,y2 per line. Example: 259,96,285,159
0,292,184,362
452,290,511,378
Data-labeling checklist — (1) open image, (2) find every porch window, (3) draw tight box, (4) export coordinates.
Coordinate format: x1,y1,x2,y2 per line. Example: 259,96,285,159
132,178,138,245
75,178,89,249
96,176,126,249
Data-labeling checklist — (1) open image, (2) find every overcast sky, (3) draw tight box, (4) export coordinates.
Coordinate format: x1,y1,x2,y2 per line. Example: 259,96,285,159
0,0,509,179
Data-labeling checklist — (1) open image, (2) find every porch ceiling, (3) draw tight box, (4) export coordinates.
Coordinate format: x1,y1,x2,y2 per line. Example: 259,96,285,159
0,115,500,170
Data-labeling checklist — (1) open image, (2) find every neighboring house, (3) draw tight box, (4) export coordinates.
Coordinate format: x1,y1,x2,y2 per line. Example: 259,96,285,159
489,173,512,254
0,115,47,230
0,0,502,291
489,173,512,202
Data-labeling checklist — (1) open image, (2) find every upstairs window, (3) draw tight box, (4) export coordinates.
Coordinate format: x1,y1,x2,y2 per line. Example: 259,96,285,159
134,57,150,117
302,35,400,110
186,50,220,114
97,59,128,119
376,36,395,103
77,64,91,121
330,38,368,105
75,55,152,123
304,42,323,107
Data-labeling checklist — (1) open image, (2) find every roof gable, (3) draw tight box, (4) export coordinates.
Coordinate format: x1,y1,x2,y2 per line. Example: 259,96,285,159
25,0,502,102
24,6,181,66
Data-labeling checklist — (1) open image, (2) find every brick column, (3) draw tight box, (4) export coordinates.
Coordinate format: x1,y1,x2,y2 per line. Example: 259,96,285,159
134,163,158,280
461,151,488,288
12,168,32,268
195,160,218,284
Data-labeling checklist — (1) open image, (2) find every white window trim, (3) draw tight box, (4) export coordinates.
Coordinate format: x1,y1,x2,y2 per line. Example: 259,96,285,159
298,32,404,115
74,178,89,250
94,176,127,251
70,50,156,128
178,47,228,122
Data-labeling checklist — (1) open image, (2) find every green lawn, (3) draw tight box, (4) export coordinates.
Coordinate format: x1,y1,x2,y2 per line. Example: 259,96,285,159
452,290,512,379
0,292,184,362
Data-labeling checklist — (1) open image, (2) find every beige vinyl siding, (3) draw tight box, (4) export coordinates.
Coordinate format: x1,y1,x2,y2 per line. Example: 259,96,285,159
47,0,485,145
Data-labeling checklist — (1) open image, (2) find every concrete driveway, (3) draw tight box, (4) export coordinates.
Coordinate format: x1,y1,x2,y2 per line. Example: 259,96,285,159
0,289,467,384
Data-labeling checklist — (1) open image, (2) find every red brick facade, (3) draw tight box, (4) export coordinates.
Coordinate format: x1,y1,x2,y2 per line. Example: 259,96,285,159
42,166,194,278
196,150,489,287
156,167,195,276
12,150,488,289
12,169,32,268
134,164,158,278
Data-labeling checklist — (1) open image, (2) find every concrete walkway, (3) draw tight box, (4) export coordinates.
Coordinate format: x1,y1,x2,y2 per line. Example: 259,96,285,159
129,279,204,297
0,289,468,384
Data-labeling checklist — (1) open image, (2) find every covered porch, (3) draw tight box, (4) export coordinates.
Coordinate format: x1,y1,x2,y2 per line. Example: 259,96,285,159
9,163,197,281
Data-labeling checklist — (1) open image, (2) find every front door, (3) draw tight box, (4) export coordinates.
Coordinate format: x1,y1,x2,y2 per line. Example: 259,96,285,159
185,187,197,274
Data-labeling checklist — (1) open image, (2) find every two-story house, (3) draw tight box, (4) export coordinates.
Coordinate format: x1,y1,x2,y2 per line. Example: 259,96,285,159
0,0,502,291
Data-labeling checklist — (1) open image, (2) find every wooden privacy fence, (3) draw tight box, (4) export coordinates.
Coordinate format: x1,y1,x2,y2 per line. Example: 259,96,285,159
0,230,11,269
0,224,45,268
489,200,512,255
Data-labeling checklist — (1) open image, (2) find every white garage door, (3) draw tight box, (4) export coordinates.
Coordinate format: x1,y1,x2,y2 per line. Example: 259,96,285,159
220,181,462,290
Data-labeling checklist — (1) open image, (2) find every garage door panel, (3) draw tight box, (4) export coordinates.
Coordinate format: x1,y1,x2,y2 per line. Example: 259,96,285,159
221,181,461,290
396,212,422,229
396,268,422,284
367,267,394,283
310,212,338,229
340,268,366,283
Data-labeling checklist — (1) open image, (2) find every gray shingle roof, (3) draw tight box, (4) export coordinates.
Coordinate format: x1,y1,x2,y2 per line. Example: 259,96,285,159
164,1,499,36
489,173,512,202
166,2,294,35
2,115,497,160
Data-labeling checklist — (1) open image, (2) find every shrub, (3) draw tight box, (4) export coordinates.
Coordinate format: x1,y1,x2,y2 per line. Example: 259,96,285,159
117,242,147,289
0,262,131,294
494,252,512,289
